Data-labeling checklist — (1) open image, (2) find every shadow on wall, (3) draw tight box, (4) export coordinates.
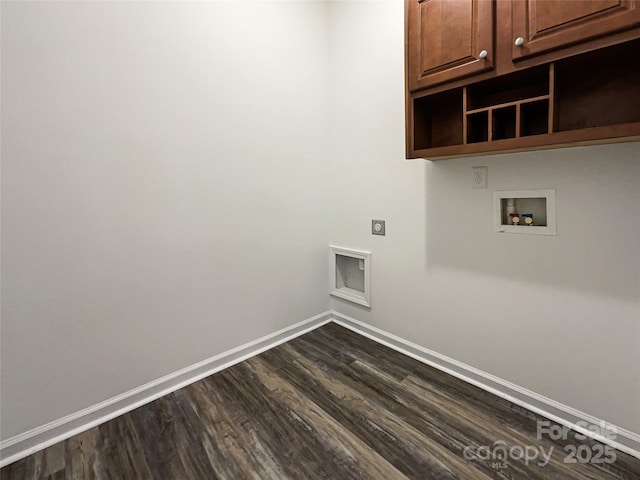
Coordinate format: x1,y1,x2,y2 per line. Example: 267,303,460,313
424,142,640,303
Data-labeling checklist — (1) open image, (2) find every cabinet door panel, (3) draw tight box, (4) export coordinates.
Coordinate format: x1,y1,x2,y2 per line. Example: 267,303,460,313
512,0,640,61
407,0,494,91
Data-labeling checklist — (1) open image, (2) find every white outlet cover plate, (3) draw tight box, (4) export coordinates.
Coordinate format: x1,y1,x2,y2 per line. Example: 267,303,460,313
472,166,488,189
372,220,385,236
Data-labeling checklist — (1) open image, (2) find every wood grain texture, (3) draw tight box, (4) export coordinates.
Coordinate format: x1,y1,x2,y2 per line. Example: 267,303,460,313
3,322,640,479
404,0,640,159
406,0,494,91
512,0,640,61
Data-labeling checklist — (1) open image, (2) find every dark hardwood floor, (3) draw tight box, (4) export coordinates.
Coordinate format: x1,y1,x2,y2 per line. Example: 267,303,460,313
2,322,640,479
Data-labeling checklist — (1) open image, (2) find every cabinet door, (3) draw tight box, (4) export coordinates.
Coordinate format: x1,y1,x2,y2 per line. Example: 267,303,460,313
407,0,494,91
512,0,640,61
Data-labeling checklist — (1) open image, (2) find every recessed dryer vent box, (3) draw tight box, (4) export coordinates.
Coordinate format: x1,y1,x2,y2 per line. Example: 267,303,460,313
493,189,556,235
329,246,371,308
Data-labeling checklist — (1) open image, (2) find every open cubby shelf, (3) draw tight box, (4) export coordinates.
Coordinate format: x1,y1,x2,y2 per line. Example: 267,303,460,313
411,39,640,157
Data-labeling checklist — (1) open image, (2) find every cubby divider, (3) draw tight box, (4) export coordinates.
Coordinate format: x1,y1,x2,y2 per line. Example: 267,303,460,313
464,65,553,144
408,39,640,158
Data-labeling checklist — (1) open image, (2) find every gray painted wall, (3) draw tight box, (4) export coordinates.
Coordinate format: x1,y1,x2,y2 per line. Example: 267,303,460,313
327,0,640,434
1,1,330,439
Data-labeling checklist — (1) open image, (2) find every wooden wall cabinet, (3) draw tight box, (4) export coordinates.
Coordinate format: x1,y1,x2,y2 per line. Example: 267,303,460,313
407,0,494,90
511,0,640,62
406,0,640,159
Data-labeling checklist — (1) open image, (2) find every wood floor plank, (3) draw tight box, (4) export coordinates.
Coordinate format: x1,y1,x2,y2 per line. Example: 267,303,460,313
185,371,289,479
62,431,91,480
220,361,409,480
283,338,512,480
2,323,640,480
316,324,640,480
258,344,494,480
216,365,339,479
304,324,415,382
94,413,152,480
213,363,349,480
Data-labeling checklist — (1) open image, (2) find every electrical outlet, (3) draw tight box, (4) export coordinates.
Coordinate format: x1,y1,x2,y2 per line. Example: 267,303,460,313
472,166,488,189
372,220,385,236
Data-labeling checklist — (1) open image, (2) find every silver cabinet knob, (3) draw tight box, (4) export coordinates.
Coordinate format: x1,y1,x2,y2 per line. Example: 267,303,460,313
478,50,488,59
514,37,525,47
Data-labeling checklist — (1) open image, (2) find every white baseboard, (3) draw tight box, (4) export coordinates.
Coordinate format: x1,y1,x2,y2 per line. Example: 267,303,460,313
3,309,638,468
0,311,333,468
330,311,640,460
